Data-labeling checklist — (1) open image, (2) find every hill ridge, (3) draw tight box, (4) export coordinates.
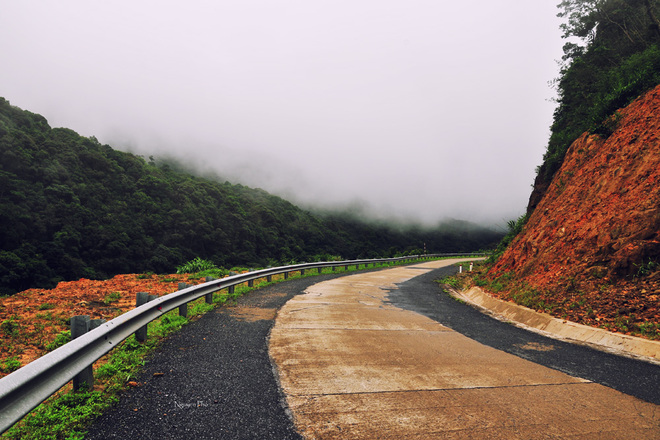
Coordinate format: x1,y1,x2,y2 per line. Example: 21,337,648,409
0,97,501,294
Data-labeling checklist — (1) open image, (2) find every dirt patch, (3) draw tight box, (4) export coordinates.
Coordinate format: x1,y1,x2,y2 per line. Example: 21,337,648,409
514,342,556,352
228,307,277,322
0,273,205,375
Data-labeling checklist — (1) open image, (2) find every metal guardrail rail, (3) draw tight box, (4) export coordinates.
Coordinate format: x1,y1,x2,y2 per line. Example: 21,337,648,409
0,253,485,432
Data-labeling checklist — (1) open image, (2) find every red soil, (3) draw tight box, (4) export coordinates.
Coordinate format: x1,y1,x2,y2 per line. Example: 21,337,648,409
0,273,204,375
486,85,660,337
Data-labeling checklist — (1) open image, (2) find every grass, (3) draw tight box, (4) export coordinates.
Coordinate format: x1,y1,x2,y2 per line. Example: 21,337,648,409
436,276,464,292
0,357,21,374
440,260,660,340
102,292,121,306
1,256,437,439
437,262,561,314
38,303,56,311
45,331,71,352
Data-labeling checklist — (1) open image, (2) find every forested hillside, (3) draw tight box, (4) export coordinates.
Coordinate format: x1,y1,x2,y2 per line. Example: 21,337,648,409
528,0,660,212
0,98,501,295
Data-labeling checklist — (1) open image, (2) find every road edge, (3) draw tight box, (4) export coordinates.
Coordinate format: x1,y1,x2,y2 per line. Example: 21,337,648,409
449,286,660,366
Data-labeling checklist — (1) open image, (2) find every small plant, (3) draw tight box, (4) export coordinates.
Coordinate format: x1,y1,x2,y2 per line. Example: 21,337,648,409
136,272,154,280
512,289,546,310
38,303,56,311
488,214,529,263
634,259,658,278
0,356,21,374
30,322,48,350
229,266,250,273
1,318,18,338
189,267,230,280
176,257,218,274
158,277,178,283
437,276,463,290
474,277,488,287
638,322,660,340
45,331,71,352
591,110,623,138
102,292,122,306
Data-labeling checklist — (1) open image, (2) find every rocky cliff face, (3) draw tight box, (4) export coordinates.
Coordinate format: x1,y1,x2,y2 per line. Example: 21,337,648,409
488,85,660,334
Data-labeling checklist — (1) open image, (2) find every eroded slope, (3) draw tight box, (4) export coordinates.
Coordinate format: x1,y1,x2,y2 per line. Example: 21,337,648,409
487,85,660,336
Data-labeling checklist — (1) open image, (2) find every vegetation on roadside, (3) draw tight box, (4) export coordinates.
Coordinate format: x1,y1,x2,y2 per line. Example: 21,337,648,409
176,257,218,274
437,260,660,340
487,214,529,264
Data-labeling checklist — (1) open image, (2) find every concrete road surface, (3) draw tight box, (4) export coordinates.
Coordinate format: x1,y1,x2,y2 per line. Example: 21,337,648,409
269,259,660,439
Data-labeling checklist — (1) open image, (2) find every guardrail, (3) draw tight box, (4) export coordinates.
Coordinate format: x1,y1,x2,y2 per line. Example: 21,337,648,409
0,253,485,432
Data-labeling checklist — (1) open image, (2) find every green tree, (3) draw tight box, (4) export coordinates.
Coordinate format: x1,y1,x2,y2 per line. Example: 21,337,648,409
529,0,660,213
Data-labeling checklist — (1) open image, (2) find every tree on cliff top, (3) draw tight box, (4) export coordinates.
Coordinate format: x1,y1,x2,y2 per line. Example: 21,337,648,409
529,0,660,214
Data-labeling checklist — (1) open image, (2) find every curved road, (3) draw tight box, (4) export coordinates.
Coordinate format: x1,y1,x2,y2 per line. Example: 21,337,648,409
86,260,659,439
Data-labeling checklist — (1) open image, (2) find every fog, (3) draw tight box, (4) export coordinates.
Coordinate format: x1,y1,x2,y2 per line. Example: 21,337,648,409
0,1,564,226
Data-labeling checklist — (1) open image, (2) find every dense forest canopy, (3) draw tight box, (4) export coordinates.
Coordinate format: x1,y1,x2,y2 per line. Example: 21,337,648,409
528,0,660,212
0,98,501,295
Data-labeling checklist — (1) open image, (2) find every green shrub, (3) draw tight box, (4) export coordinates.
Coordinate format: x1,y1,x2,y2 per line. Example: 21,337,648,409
102,292,121,305
488,214,528,263
176,257,218,274
1,319,18,337
190,267,230,280
45,331,71,352
0,357,21,374
438,276,463,290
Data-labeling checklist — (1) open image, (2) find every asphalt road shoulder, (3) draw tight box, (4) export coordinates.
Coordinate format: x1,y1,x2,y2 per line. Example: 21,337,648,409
84,272,360,440
386,265,660,405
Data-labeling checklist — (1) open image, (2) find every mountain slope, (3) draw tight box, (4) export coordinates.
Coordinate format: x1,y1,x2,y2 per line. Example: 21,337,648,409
0,98,501,294
487,85,660,336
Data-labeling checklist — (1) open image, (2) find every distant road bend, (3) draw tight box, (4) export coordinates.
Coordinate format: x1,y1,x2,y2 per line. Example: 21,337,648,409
86,259,660,439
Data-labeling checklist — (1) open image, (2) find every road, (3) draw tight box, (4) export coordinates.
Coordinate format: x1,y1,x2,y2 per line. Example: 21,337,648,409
86,260,659,439
269,259,659,438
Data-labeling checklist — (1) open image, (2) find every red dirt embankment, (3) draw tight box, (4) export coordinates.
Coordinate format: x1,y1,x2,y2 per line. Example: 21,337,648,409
488,85,660,337
0,274,204,376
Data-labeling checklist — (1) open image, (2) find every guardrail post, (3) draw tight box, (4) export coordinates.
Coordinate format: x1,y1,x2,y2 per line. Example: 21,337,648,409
178,283,189,317
248,279,254,287
345,264,349,271
267,275,272,282
70,316,105,391
284,272,289,280
300,269,305,276
228,286,235,295
71,316,92,391
135,292,157,342
205,277,215,304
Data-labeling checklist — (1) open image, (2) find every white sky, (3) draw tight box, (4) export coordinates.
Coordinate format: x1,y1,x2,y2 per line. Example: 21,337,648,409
0,1,565,226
